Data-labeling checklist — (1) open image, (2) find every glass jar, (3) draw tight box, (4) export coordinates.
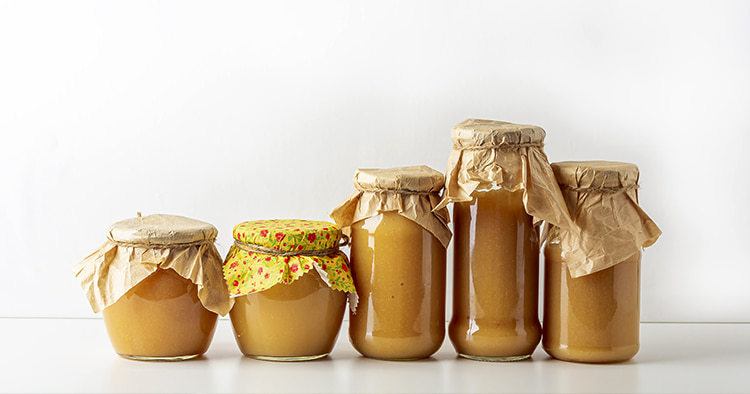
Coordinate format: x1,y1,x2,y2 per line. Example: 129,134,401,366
331,166,452,360
103,268,218,361
74,214,232,361
544,244,641,363
437,119,574,361
349,213,446,360
449,188,540,361
542,161,661,363
230,269,346,361
223,219,356,361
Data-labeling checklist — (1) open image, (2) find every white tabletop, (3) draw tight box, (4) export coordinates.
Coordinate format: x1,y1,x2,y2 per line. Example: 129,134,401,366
0,318,748,393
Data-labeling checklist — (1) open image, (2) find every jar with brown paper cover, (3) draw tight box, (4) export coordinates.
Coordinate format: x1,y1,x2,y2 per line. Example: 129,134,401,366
331,165,452,360
74,214,232,361
543,161,661,363
437,119,576,361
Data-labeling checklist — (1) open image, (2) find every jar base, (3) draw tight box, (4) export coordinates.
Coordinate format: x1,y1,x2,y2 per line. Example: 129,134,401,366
458,353,531,362
248,353,329,362
544,345,638,364
359,355,432,361
118,353,202,362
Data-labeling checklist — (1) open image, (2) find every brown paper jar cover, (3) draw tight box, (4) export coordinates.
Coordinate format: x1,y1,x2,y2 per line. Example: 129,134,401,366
330,165,452,247
436,119,575,231
73,213,233,315
549,161,662,278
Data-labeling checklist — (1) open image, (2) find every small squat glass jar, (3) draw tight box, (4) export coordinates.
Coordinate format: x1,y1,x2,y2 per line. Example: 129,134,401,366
223,219,356,361
74,214,232,361
437,119,574,361
542,161,661,363
102,268,218,361
331,166,452,360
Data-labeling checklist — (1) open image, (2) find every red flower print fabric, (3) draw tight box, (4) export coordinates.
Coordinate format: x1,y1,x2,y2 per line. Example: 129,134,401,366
222,219,356,299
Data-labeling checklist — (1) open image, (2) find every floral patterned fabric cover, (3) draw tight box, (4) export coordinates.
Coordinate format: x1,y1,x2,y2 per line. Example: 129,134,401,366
223,219,356,298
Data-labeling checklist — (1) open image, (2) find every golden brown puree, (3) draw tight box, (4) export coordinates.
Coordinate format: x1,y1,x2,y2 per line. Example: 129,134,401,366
103,268,218,360
544,243,641,363
349,212,446,360
449,189,541,361
230,271,346,361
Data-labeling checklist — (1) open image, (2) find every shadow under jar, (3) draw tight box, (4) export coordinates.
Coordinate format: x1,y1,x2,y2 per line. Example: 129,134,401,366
437,119,575,361
542,161,661,363
74,214,232,361
331,166,452,360
223,219,356,361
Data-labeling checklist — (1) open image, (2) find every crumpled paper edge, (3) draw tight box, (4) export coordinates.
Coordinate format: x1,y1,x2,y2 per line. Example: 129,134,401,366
551,188,662,278
73,241,233,315
330,191,452,248
436,145,575,232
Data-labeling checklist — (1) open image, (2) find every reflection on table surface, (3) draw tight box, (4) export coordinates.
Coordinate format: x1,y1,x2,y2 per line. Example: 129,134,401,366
1,319,749,394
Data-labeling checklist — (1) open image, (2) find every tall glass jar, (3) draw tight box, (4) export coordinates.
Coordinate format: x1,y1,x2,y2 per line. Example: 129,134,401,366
450,188,540,361
74,214,232,361
437,119,574,361
542,161,661,363
331,166,452,360
223,219,356,361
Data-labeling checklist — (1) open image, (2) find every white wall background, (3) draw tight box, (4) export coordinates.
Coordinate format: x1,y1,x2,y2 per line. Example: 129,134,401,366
1,0,748,322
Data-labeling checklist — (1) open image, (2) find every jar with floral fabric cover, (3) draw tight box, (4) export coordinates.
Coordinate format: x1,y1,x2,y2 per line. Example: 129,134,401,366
436,119,576,361
74,213,233,361
223,219,357,361
543,161,661,363
331,165,452,360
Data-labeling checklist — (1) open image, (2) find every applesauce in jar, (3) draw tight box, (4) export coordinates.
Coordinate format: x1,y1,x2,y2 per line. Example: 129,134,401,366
450,188,540,361
436,119,574,361
74,214,233,361
542,161,661,363
544,243,641,363
230,269,346,360
223,219,356,361
331,166,452,360
104,268,218,360
349,213,446,360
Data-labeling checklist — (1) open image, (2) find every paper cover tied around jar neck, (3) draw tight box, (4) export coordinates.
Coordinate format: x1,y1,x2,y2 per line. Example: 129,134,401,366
73,214,233,315
329,165,452,248
223,219,358,309
549,161,662,278
435,119,575,231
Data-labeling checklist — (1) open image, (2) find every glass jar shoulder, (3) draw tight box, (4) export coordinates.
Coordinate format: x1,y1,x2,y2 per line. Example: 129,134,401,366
455,188,526,211
351,212,432,238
